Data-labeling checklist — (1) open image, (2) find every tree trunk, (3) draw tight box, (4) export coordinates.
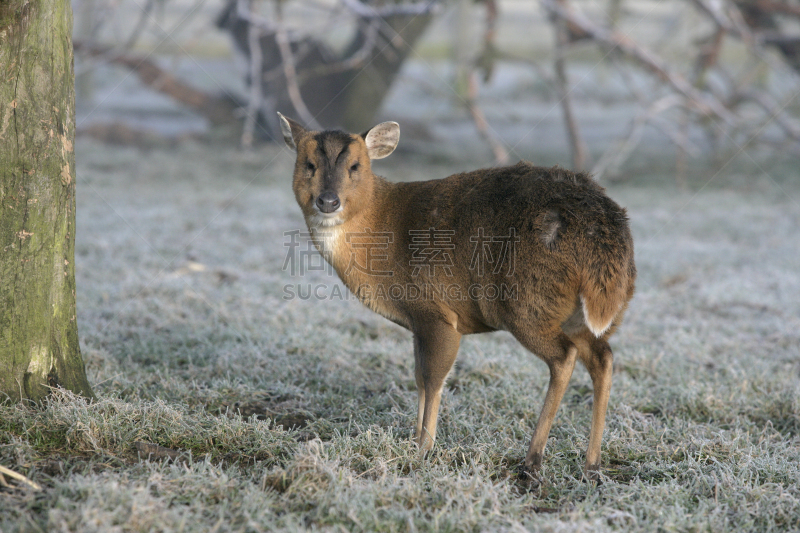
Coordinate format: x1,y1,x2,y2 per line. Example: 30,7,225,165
216,0,435,137
337,14,433,132
0,0,93,401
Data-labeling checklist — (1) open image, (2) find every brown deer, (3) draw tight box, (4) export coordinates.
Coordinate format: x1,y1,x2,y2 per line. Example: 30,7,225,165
278,113,636,477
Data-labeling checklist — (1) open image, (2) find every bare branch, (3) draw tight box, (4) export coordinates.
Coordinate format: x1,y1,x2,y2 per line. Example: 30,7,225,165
236,0,278,33
465,72,509,165
123,0,155,50
298,21,380,82
689,0,795,76
751,0,800,18
274,3,323,131
689,0,755,44
73,41,239,126
242,1,265,148
693,27,725,80
609,54,699,183
650,113,702,158
592,95,685,181
475,0,499,82
552,0,589,171
737,90,800,140
339,0,441,19
540,0,736,123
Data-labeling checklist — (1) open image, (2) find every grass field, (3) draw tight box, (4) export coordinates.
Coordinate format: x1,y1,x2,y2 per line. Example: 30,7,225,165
2,139,799,532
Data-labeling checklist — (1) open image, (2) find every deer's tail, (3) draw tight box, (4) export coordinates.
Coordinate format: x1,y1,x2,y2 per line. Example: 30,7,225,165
579,236,636,338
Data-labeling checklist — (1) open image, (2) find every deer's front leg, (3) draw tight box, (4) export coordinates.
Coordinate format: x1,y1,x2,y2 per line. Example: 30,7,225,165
412,318,461,452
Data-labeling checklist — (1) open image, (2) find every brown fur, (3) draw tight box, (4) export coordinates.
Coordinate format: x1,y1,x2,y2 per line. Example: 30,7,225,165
278,114,636,477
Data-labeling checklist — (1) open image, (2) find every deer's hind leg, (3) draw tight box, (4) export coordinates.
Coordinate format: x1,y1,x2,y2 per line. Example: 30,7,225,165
575,331,614,476
512,329,579,473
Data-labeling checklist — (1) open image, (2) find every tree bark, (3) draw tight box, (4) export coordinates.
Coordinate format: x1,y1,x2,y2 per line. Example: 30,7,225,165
0,0,93,401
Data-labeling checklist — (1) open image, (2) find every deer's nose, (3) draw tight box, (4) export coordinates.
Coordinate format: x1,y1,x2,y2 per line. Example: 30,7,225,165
316,192,341,213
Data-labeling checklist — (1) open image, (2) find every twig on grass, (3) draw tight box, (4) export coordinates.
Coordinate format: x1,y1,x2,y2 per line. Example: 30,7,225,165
134,442,186,462
0,465,42,491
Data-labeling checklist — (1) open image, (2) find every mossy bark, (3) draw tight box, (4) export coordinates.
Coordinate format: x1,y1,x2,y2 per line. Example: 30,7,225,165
0,0,93,401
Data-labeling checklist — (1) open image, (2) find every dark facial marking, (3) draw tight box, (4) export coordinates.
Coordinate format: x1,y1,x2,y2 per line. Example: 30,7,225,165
314,130,355,190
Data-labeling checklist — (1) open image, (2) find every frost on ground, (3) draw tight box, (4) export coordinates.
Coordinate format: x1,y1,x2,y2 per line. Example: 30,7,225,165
1,140,799,532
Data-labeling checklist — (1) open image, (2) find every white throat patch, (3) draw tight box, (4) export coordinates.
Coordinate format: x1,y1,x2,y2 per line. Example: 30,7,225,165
310,224,343,261
309,214,345,228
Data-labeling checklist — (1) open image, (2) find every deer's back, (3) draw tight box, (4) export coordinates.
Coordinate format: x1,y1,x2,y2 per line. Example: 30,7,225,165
393,161,631,256
386,161,635,332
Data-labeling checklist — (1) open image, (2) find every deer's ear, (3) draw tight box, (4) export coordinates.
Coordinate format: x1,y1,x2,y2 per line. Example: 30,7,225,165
362,121,400,160
278,112,306,152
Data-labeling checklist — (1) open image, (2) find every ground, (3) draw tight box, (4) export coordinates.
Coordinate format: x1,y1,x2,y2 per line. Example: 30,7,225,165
1,130,798,531
3,1,800,524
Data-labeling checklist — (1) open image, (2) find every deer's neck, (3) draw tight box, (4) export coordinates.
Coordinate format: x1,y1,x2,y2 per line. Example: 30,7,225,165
307,175,394,275
306,176,411,326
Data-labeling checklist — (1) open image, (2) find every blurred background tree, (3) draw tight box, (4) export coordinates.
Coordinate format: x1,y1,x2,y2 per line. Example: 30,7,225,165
71,0,800,179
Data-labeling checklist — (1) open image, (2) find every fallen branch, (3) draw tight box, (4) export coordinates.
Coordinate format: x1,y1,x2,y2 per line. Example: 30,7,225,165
0,465,42,491
77,121,199,147
134,442,185,462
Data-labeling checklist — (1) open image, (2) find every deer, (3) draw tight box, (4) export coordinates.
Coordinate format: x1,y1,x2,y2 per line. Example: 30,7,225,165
277,113,636,478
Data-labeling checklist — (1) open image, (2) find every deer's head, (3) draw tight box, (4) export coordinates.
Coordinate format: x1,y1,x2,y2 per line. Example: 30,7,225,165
279,113,400,228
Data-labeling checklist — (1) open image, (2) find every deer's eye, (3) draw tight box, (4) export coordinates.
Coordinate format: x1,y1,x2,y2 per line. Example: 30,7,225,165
350,162,359,172
306,161,316,173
